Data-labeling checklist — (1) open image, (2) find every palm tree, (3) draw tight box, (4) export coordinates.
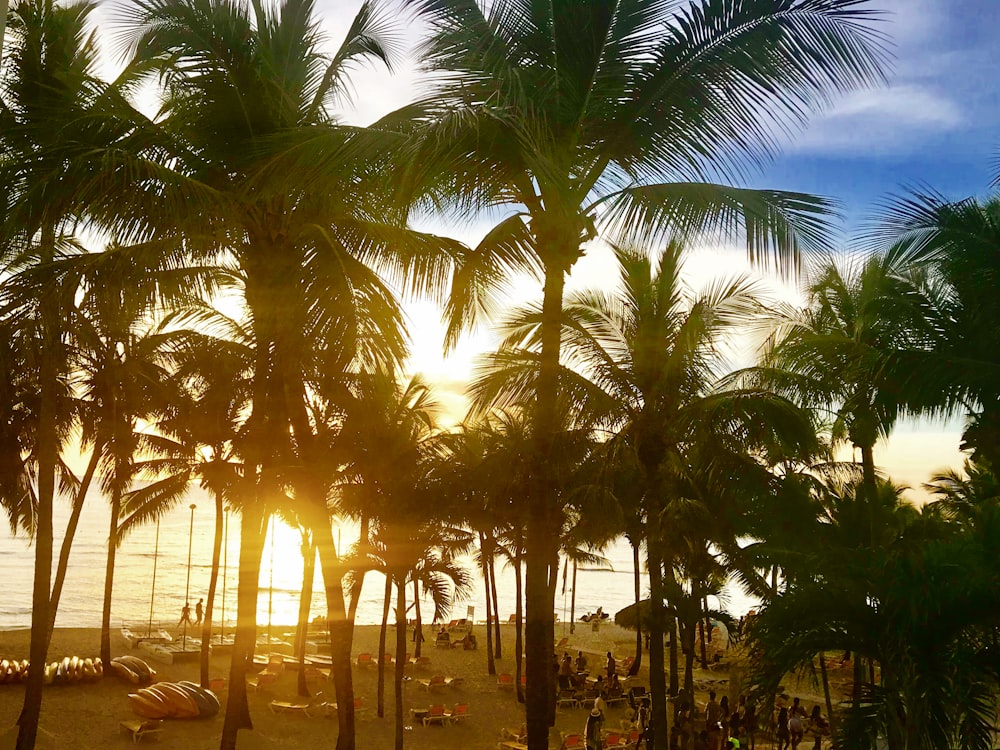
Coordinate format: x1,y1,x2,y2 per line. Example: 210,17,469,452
480,242,818,747
115,1,467,742
0,3,121,744
68,258,180,666
394,3,888,744
745,478,1000,750
119,322,251,687
876,193,1000,467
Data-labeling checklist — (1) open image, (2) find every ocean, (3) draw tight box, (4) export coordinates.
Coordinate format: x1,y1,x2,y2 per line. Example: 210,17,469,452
0,485,754,632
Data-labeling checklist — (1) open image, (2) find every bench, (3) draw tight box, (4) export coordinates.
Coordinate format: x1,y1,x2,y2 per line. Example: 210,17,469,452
119,719,163,744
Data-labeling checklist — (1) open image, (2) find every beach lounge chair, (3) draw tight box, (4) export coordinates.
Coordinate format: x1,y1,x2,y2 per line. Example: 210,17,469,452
604,732,622,746
555,637,569,649
497,673,514,690
556,690,580,710
418,674,447,691
409,655,431,669
448,703,469,724
559,733,583,749
356,653,373,668
119,719,163,744
423,704,450,727
444,676,464,688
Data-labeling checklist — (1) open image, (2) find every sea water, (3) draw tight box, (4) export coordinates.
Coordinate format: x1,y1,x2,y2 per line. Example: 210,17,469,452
0,485,754,632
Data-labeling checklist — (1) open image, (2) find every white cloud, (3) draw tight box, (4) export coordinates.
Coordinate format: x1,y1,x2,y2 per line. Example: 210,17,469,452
790,84,963,155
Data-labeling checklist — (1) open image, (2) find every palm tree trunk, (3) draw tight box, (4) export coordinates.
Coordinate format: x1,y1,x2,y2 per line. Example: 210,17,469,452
220,505,266,749
346,513,369,637
569,558,577,635
490,554,502,659
668,616,679,696
646,526,670,750
819,653,835,734
546,547,560,729
682,622,696,699
100,485,122,666
377,574,391,718
630,540,642,675
294,537,316,697
698,614,708,669
48,450,100,637
16,222,59,750
525,261,566,750
201,489,225,688
412,579,422,658
394,578,406,750
313,519,357,750
480,532,496,676
514,550,525,704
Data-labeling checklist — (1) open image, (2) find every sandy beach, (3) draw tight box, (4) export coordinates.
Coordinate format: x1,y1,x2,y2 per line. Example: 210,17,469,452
0,622,654,749
0,622,845,749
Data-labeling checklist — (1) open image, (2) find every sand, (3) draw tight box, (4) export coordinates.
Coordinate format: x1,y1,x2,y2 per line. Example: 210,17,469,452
0,622,843,749
0,622,655,749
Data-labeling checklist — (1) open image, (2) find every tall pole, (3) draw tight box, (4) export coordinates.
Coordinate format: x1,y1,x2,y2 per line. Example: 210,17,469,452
220,509,228,640
267,514,275,646
183,504,196,649
147,519,160,637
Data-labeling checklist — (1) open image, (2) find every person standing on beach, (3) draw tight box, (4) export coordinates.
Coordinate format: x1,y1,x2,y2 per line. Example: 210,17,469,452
585,708,604,750
194,599,204,626
179,602,192,627
606,651,616,680
575,650,588,673
705,690,722,750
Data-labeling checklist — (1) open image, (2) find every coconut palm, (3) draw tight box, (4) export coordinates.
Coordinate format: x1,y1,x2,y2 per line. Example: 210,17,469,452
0,2,122,743
746,478,999,750
393,3,888,742
478,242,818,746
119,321,252,687
115,1,462,744
875,193,1000,467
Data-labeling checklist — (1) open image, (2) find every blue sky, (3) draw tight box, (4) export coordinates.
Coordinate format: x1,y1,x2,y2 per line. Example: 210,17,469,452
757,0,999,230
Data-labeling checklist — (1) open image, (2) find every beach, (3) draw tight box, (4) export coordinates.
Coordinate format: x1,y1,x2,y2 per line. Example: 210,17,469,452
0,622,667,749
0,621,844,749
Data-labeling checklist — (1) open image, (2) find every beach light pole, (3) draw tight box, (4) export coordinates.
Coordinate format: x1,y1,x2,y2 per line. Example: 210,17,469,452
220,509,228,640
147,519,161,638
183,503,196,649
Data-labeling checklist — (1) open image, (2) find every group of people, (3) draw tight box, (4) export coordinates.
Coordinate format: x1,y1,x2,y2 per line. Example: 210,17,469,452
667,690,757,750
774,696,829,750
178,599,204,627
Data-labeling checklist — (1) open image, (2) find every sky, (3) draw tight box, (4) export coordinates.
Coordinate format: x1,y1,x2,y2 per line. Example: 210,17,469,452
91,0,999,500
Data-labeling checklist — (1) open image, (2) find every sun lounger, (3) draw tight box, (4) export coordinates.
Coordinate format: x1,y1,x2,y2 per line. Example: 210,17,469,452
423,704,450,727
418,675,447,691
409,655,431,669
119,719,163,744
356,653,373,667
448,703,469,724
556,691,580,710
497,673,514,690
559,733,583,749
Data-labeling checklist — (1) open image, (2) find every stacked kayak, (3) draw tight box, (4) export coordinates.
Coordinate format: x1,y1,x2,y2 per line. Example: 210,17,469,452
128,681,221,720
0,657,105,685
0,659,30,684
108,655,156,685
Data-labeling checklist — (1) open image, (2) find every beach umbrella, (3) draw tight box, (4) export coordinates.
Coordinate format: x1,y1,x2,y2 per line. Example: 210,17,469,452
614,600,653,632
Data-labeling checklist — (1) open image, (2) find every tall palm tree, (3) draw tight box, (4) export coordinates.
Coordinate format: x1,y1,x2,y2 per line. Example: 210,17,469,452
0,3,120,744
480,242,818,747
394,3,888,744
119,322,252,687
877,193,1000,467
116,2,461,745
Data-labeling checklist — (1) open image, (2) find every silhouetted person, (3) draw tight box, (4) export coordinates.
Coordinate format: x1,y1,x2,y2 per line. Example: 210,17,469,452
194,599,204,626
179,602,192,627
